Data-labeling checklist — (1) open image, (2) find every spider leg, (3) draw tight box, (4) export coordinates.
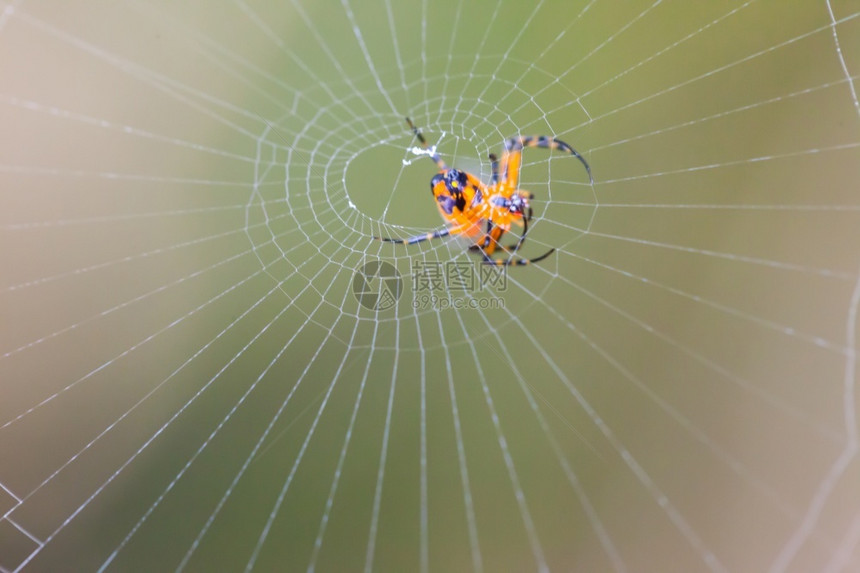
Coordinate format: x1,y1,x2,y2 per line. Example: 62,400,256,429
478,209,554,265
374,228,451,245
406,117,448,171
480,247,555,266
474,223,505,256
488,153,500,186
507,208,531,253
469,220,496,251
503,135,593,185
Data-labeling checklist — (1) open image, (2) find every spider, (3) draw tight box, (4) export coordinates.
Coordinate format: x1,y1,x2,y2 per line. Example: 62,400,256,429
375,118,592,266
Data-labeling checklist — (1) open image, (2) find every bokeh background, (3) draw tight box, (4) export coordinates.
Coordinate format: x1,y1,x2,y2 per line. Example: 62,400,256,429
1,1,859,571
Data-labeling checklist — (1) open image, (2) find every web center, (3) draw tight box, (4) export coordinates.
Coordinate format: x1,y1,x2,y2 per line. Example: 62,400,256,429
344,139,449,229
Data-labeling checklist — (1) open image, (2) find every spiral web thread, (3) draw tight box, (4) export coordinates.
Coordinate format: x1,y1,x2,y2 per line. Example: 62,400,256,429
1,1,860,571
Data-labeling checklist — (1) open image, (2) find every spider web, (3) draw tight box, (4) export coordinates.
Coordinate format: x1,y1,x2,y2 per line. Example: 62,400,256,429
1,0,860,571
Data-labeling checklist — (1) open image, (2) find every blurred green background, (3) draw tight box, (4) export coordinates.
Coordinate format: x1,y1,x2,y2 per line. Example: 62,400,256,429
1,1,859,571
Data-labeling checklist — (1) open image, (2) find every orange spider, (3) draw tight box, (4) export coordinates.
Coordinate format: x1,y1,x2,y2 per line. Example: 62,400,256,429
375,118,592,265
